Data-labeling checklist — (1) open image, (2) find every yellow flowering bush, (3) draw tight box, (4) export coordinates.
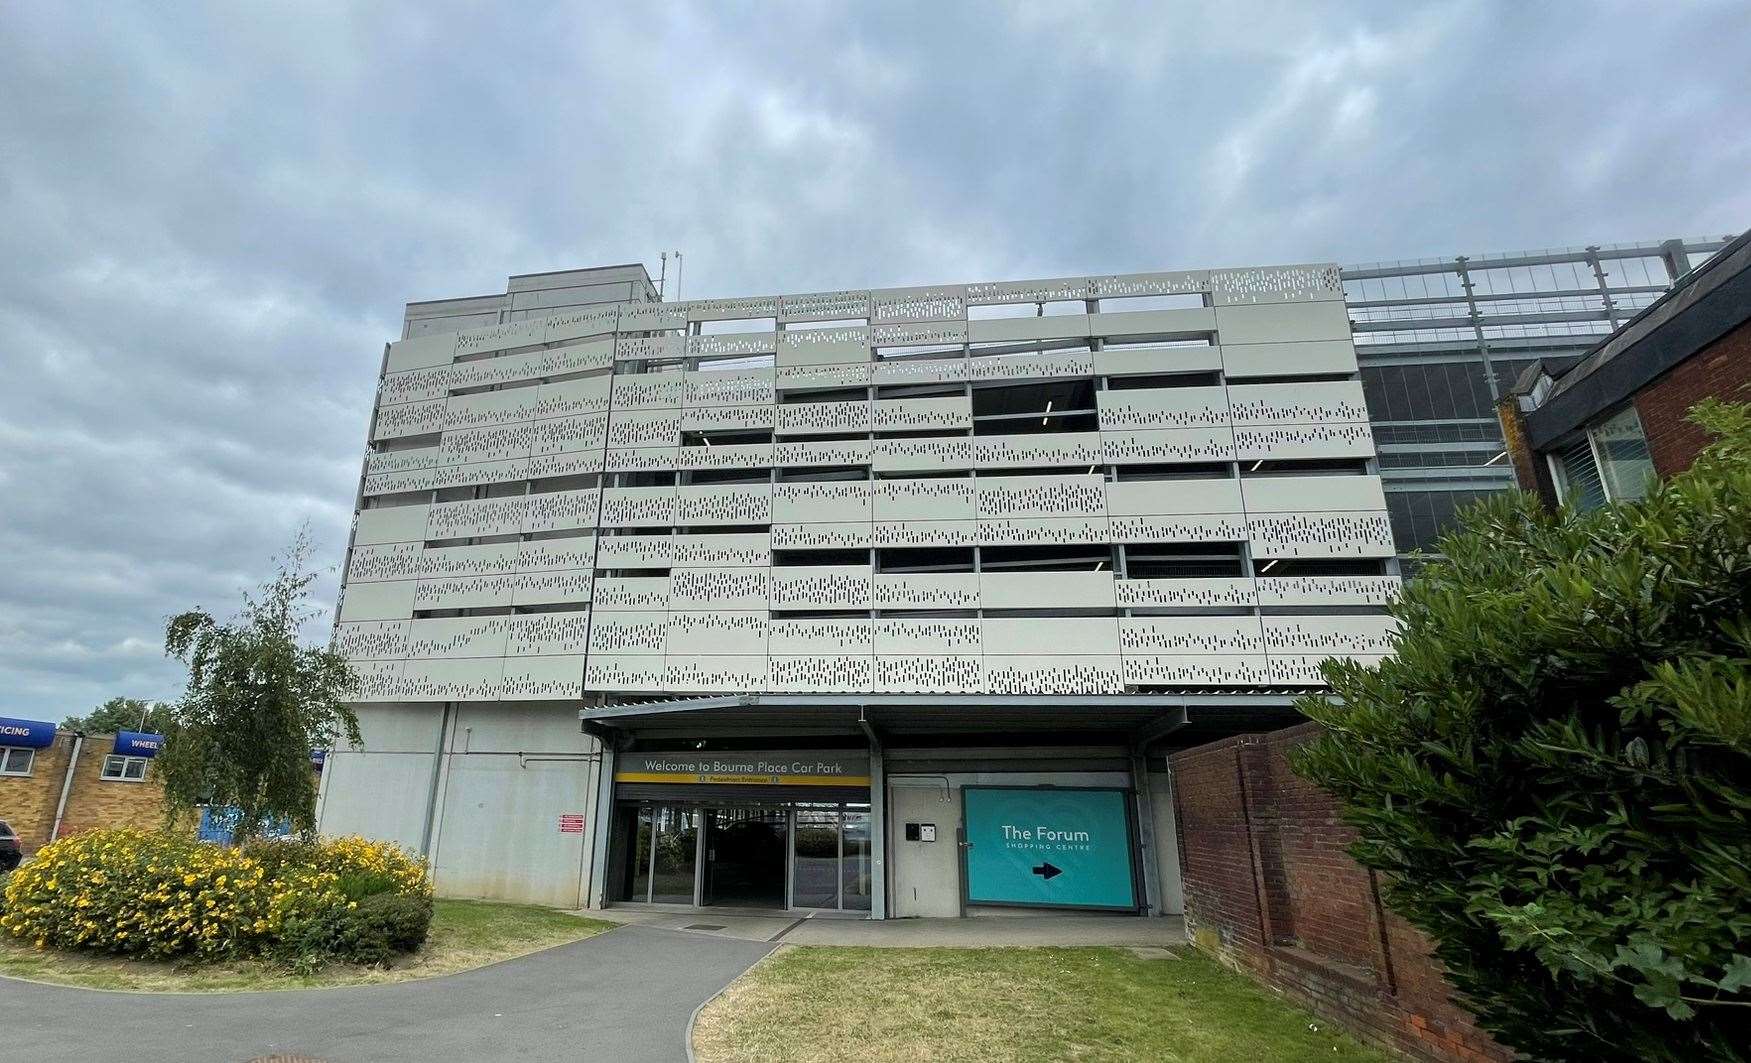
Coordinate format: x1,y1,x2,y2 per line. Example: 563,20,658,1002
0,829,429,962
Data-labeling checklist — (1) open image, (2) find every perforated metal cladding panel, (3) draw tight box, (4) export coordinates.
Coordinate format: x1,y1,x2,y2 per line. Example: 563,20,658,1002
341,261,1397,699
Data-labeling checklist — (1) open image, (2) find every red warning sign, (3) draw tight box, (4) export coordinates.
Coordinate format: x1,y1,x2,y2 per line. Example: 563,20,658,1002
558,813,585,834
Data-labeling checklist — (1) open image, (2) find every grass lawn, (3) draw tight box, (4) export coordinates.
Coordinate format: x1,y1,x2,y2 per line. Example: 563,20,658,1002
693,945,1389,1063
0,898,616,992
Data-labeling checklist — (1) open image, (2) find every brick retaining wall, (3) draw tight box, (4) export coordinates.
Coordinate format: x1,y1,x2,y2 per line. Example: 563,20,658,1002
1169,723,1510,1062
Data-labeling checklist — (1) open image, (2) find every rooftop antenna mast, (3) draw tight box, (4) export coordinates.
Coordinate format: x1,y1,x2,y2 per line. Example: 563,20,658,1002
657,252,668,300
673,250,683,303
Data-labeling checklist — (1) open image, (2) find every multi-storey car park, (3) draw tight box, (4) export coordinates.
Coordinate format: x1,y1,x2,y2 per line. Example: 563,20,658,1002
316,235,1731,918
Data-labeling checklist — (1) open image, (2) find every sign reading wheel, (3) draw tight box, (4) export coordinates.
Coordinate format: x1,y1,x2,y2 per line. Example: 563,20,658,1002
961,786,1138,911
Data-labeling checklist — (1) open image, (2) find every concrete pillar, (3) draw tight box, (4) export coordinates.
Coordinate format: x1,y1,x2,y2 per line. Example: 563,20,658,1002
586,740,618,909
1130,749,1162,915
869,743,887,919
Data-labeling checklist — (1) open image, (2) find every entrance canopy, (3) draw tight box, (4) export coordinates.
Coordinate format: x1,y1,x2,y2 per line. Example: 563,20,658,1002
579,693,1307,752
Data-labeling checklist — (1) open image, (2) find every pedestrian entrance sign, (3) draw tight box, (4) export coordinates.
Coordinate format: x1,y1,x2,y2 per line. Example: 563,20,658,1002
961,786,1138,911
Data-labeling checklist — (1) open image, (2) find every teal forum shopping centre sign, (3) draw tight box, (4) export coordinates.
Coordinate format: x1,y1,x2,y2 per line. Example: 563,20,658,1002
961,786,1138,911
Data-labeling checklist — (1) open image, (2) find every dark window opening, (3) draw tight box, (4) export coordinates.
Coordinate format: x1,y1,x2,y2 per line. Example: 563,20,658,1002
1112,463,1232,481
1242,458,1371,476
971,379,1095,419
780,387,868,405
1123,542,1245,578
980,544,1113,572
1253,558,1389,577
773,549,869,567
777,466,869,482
682,429,772,447
875,547,975,573
1103,370,1222,390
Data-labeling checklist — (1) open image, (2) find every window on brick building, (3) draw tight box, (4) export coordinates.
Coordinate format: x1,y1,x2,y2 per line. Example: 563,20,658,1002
0,746,34,776
100,755,149,782
1549,405,1656,512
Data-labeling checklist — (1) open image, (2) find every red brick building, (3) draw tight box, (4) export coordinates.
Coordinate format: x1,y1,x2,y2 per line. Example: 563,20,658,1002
0,723,174,853
1501,227,1751,505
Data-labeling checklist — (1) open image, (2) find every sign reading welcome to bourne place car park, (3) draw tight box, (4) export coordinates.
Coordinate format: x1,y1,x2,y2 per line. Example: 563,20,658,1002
614,751,870,787
962,787,1137,910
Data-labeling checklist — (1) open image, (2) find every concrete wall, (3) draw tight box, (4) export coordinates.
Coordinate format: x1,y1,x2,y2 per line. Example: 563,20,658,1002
316,702,601,908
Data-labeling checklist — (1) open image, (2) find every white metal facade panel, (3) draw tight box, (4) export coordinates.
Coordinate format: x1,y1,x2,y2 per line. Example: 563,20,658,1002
342,259,1400,701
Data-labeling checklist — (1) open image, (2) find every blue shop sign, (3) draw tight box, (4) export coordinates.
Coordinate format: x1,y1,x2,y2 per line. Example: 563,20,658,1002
0,716,56,749
962,786,1139,911
114,731,166,758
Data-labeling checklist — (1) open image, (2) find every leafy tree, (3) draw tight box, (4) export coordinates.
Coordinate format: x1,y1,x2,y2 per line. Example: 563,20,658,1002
62,696,174,735
1291,400,1751,1062
159,528,360,844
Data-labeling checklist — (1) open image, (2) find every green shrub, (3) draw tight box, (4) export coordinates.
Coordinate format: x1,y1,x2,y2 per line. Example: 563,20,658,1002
1291,401,1751,1063
336,893,433,965
2,828,429,966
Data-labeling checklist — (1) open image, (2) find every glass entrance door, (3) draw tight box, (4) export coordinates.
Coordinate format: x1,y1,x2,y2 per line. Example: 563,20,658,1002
703,807,787,908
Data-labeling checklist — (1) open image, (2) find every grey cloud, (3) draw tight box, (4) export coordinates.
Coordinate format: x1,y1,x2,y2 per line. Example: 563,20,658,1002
1,1,1745,716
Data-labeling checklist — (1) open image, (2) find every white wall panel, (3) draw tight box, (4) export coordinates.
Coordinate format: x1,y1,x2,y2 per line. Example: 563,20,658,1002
777,326,871,367
768,619,873,655
982,617,1120,656
335,621,411,661
1115,578,1256,608
667,612,769,655
665,656,769,692
1213,299,1350,344
975,432,1103,469
385,332,458,372
772,522,873,549
676,442,774,471
871,356,967,386
1262,615,1399,655
1089,307,1216,340
588,611,668,654
584,655,667,691
874,656,983,693
1227,380,1370,425
354,504,432,546
772,481,873,524
771,566,873,609
873,437,973,472
596,533,673,569
607,447,679,473
1100,427,1235,465
401,658,504,701
873,477,976,521
977,516,1112,546
373,398,447,440
1240,475,1385,513
444,389,538,432
872,573,981,610
536,375,612,419
774,438,872,467
980,570,1115,610
669,568,771,610
776,362,872,390
412,574,516,611
591,577,671,611
1119,616,1264,654
874,519,980,547
684,367,776,407
1211,264,1343,306
981,656,1123,695
1234,423,1374,461
425,497,525,540
872,396,972,432
1248,512,1397,558
598,486,677,527
610,373,683,410
681,404,777,433
1256,575,1400,607
522,489,601,534
532,413,608,455
379,364,454,407
776,400,872,436
606,409,681,448
967,314,1090,344
1121,655,1270,686
510,569,594,607
767,655,875,692
506,614,592,656
676,484,773,525
1094,345,1222,377
1104,478,1243,516
1222,339,1356,379
499,655,586,700
968,349,1094,382
673,532,770,568
1107,514,1247,543
1096,386,1230,430
406,617,511,659
976,474,1106,518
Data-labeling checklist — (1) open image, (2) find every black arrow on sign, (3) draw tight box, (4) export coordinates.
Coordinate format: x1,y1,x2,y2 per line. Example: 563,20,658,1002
1032,862,1063,881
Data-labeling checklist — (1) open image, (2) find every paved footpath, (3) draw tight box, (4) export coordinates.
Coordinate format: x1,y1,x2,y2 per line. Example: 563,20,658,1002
0,925,774,1063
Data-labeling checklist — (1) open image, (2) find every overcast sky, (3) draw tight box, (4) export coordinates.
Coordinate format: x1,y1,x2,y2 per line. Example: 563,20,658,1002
0,2,1745,719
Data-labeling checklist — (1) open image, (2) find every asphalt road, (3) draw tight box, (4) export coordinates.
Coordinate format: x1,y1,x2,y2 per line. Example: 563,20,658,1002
0,925,775,1063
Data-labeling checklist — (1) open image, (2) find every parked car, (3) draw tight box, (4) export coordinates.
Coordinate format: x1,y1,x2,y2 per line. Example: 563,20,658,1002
0,819,20,872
